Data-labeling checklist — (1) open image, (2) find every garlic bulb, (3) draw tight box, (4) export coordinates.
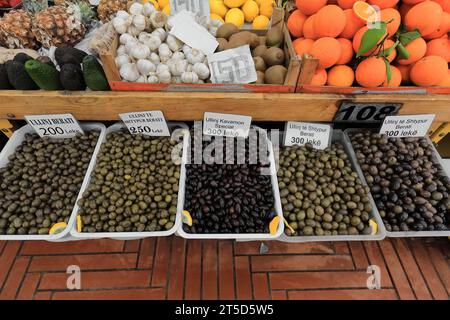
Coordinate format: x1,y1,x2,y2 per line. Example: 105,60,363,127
120,63,140,82
152,28,167,42
116,10,130,20
136,75,147,83
129,43,150,60
171,51,185,61
181,71,199,84
172,76,182,84
120,33,135,45
169,59,188,76
132,14,146,31
150,11,167,28
117,45,127,55
140,34,161,51
115,54,131,68
142,3,156,17
193,63,210,80
186,64,193,72
182,44,192,56
149,52,160,65
166,34,183,52
156,63,169,74
158,70,171,84
129,2,143,15
186,49,205,64
147,72,160,84
158,43,172,62
208,26,218,37
137,59,156,75
112,17,128,34
125,38,139,53
197,79,205,84
210,19,222,28
127,25,141,37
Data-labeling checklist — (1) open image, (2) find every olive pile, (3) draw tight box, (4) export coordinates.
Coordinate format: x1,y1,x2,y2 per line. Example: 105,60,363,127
350,131,450,232
279,143,373,236
183,127,277,234
77,131,181,233
0,131,100,235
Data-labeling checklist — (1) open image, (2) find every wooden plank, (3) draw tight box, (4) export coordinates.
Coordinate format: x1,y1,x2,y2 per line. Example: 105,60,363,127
0,91,449,122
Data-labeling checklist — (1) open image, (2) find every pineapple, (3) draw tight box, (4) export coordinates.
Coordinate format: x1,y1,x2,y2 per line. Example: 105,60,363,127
0,10,38,49
97,0,128,23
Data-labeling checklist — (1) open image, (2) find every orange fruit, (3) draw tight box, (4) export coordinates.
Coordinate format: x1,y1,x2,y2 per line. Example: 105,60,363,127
352,26,387,56
314,5,347,38
424,12,450,40
356,56,387,87
426,37,450,62
336,38,354,65
410,55,448,86
294,38,314,56
310,68,328,85
434,0,450,13
310,37,342,68
303,15,318,39
383,65,402,86
292,37,304,47
287,9,307,38
295,0,327,15
327,65,355,86
403,0,429,4
399,3,413,17
379,8,401,37
340,9,365,39
367,0,399,9
438,69,450,86
404,1,443,37
353,1,378,22
395,64,412,84
337,0,361,10
384,39,397,62
397,37,427,65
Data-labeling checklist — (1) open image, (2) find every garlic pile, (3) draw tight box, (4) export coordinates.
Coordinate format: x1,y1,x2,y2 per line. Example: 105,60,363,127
112,2,215,84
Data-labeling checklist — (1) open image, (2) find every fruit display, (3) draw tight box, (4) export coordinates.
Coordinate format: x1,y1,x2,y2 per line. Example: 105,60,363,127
349,131,450,233
287,0,450,88
76,129,183,233
182,127,278,235
0,130,100,236
278,140,375,237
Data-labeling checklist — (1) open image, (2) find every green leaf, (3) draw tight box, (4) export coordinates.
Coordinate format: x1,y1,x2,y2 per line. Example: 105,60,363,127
399,29,422,46
379,40,399,58
384,58,392,84
397,43,410,60
357,22,387,57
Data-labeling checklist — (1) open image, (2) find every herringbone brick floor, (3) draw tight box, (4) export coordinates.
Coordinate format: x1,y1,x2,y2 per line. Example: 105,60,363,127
0,237,448,300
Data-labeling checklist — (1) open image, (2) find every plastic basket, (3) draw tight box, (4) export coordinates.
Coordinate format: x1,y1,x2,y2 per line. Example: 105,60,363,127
0,122,106,241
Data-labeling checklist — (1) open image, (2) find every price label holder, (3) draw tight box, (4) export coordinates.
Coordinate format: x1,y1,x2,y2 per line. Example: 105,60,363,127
203,112,252,138
333,101,402,124
25,114,84,138
284,121,332,150
169,0,210,19
119,111,170,136
379,114,435,138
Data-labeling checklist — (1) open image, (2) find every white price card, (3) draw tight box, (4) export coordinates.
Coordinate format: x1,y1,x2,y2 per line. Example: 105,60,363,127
25,114,84,138
379,114,435,138
169,0,210,18
284,121,332,150
208,45,257,84
119,111,170,136
203,112,252,138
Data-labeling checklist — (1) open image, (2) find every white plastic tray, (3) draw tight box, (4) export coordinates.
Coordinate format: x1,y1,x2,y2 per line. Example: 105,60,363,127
345,128,450,238
277,130,386,243
70,122,189,240
177,126,284,240
0,122,106,241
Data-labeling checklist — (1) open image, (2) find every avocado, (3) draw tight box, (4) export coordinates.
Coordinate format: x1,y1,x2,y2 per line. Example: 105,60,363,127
5,60,38,90
60,64,86,91
13,53,34,65
0,64,12,89
25,60,62,90
55,47,87,67
82,55,109,91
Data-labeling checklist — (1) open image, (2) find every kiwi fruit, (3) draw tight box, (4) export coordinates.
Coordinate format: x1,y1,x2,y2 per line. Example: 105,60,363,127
265,26,284,48
265,65,287,85
253,56,266,72
252,45,267,57
216,23,239,40
262,47,285,67
217,38,228,52
259,36,266,46
255,71,265,84
227,31,259,49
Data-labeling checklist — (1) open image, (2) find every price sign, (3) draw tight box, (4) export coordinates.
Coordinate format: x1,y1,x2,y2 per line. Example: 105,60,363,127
169,0,210,18
208,45,257,84
25,114,83,138
284,121,332,150
379,114,435,138
333,101,402,124
203,112,252,138
119,111,170,136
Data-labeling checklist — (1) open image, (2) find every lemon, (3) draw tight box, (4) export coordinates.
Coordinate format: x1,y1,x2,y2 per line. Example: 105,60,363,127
149,0,160,10
210,0,229,18
49,222,67,235
224,0,246,8
211,13,225,23
260,2,274,18
252,15,269,29
225,8,245,27
162,3,170,15
242,0,259,22
157,0,169,8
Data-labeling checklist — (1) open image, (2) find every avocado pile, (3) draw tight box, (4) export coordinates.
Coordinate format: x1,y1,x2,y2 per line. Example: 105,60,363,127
0,47,109,91
215,23,288,85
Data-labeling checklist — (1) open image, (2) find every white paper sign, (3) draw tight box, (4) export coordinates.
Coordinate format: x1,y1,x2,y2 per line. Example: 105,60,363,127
379,114,435,138
169,10,218,55
119,111,170,136
284,121,332,150
208,45,258,84
25,114,84,138
169,0,210,18
203,112,252,138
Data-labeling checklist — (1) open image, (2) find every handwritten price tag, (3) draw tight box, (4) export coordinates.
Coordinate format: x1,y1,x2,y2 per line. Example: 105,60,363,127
203,112,252,138
284,121,332,150
169,0,210,18
379,114,435,138
25,114,84,138
119,111,170,136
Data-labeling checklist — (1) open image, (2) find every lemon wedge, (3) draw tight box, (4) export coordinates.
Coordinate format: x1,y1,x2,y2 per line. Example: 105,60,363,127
77,215,82,233
269,216,281,235
182,210,193,226
49,222,67,235
369,219,378,236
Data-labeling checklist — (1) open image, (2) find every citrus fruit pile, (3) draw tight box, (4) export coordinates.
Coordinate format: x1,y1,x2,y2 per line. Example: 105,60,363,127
287,0,450,88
